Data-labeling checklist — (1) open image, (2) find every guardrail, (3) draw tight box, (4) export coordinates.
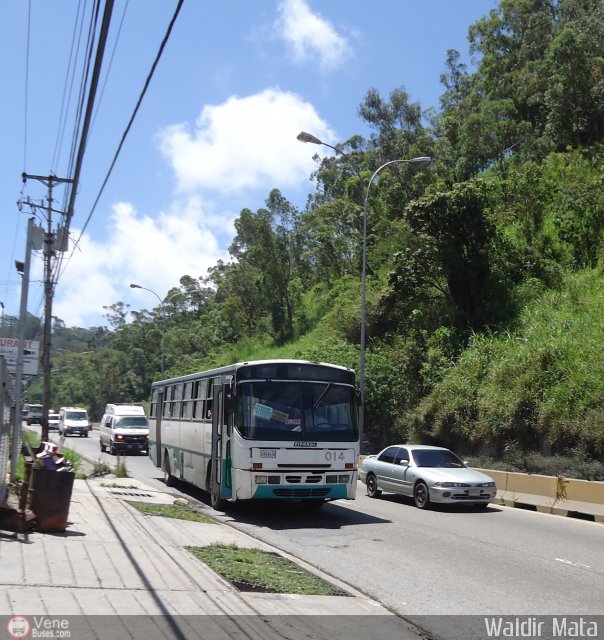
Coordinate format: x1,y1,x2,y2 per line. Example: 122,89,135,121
476,469,604,523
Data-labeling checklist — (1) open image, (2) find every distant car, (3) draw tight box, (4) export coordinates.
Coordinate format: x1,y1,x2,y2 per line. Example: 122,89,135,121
359,444,497,509
58,406,91,437
48,413,60,431
25,403,44,425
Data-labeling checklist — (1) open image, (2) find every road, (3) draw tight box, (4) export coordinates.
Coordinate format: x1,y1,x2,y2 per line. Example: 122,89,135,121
44,427,604,635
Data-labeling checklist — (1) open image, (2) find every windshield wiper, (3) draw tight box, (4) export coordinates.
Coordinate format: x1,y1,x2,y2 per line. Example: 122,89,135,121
313,381,334,409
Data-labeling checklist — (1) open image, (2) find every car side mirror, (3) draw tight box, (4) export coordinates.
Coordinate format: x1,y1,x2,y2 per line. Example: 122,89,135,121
399,460,409,466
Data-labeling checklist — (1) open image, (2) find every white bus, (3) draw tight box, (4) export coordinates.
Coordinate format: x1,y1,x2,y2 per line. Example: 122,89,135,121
149,359,359,509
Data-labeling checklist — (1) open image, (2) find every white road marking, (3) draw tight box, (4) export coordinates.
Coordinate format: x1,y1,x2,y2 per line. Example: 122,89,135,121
556,558,591,570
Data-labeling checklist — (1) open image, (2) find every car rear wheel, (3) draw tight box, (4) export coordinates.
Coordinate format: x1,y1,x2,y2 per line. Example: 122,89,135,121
413,481,430,509
366,473,382,498
100,440,106,453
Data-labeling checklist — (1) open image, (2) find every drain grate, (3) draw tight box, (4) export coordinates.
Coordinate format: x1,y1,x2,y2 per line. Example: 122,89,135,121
110,490,154,498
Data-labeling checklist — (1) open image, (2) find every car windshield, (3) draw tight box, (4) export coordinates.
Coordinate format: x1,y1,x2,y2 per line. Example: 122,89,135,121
49,415,59,421
236,380,357,442
66,411,87,420
116,416,148,429
412,449,465,468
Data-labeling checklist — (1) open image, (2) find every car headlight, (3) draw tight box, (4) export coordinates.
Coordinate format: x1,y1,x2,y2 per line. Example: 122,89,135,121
434,482,469,488
477,481,496,487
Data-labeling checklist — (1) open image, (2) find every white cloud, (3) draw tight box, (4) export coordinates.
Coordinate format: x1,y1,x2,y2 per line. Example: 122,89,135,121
158,88,335,193
53,85,339,328
53,199,230,327
276,0,352,72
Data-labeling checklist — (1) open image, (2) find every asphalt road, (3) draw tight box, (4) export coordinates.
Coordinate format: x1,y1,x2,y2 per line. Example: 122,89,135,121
44,427,604,632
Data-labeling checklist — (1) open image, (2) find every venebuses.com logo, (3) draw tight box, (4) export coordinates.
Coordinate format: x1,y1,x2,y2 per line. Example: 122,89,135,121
7,616,30,639
6,615,71,638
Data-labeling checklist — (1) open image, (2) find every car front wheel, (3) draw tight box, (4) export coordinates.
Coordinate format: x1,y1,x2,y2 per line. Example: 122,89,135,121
413,481,430,509
366,473,382,498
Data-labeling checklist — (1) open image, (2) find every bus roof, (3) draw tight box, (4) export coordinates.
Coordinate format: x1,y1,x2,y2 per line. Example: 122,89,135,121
151,359,355,388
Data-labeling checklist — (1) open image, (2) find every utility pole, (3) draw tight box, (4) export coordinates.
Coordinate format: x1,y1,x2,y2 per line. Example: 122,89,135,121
21,173,73,443
10,217,34,482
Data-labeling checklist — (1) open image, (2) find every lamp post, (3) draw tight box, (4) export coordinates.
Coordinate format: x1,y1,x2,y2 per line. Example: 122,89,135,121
358,157,432,449
296,132,432,450
130,283,165,374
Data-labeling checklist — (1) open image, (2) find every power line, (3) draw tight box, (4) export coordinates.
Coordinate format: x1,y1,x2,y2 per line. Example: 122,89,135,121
63,0,102,208
91,0,131,129
22,0,31,172
51,1,89,173
64,0,115,227
60,0,184,279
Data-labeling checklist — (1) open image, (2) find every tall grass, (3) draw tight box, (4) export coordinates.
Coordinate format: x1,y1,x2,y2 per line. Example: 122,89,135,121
409,268,604,464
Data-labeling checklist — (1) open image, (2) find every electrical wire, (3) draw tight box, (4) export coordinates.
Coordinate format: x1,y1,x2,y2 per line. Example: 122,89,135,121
63,0,102,208
91,0,130,129
54,0,104,287
51,1,88,173
64,0,115,226
58,0,184,282
2,1,32,317
22,0,31,172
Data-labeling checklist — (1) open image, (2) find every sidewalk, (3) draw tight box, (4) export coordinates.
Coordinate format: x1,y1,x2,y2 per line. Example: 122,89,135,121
0,477,426,639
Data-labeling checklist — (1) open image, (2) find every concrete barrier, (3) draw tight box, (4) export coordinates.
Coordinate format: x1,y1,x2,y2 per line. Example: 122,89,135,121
476,468,604,522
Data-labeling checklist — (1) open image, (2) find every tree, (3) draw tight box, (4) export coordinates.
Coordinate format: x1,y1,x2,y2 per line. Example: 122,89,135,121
544,27,604,147
229,191,302,344
385,179,508,333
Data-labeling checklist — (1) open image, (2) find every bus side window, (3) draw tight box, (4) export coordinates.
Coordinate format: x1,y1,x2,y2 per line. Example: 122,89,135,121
193,379,207,421
182,382,192,420
163,386,173,418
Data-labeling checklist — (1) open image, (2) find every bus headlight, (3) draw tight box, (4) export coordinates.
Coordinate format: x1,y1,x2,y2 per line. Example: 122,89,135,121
338,475,351,483
255,475,268,484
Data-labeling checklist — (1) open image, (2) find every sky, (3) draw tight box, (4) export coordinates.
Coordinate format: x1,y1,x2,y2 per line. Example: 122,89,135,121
0,0,499,330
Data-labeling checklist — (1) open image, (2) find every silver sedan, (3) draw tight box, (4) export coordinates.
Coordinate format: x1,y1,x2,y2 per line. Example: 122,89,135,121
360,444,497,509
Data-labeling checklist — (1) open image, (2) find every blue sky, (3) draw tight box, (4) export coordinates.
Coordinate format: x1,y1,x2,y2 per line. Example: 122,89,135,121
0,0,498,329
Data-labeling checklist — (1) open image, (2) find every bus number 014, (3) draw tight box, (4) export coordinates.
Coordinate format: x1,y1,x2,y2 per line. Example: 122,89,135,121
325,451,345,462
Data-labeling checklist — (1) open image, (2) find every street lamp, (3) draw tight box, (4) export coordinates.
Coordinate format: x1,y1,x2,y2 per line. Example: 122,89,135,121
358,157,432,450
130,283,166,374
296,132,432,449
296,131,343,155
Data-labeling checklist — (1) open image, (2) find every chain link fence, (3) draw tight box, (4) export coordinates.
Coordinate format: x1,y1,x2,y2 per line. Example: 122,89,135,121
0,357,14,503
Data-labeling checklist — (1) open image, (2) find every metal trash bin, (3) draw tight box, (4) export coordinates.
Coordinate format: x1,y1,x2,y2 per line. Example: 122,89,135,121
29,467,75,533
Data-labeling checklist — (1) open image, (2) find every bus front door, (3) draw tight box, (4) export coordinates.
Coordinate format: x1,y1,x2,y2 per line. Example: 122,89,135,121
210,381,232,508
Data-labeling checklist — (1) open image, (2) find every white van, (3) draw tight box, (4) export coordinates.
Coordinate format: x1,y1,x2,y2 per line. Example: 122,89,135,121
58,407,91,437
99,403,149,455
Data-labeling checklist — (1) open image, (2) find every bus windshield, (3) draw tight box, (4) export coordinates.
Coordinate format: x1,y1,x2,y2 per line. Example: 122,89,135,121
236,380,357,442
